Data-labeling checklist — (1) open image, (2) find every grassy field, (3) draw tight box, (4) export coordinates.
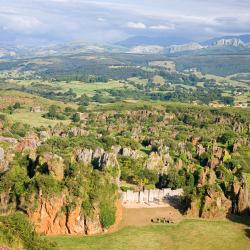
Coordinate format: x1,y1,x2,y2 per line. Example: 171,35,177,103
58,80,125,96
6,79,126,96
4,111,71,127
50,219,250,250
0,90,77,109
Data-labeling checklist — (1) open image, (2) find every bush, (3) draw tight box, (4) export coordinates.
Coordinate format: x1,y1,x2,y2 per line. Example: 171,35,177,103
100,202,116,228
0,212,57,250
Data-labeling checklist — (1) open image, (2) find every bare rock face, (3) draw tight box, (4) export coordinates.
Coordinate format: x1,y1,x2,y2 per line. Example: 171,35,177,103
15,134,40,153
233,123,243,133
186,199,200,217
0,147,10,174
201,188,232,219
76,148,93,165
145,152,164,170
28,193,103,235
120,147,143,159
145,146,173,172
191,136,200,146
111,145,122,154
41,153,65,181
29,193,68,235
197,144,205,156
209,158,220,168
212,143,223,159
93,148,105,160
39,131,50,142
100,152,119,169
0,136,17,144
84,205,103,235
76,148,119,171
198,168,216,187
187,188,232,219
66,204,86,234
232,176,249,215
69,127,88,137
0,147,4,161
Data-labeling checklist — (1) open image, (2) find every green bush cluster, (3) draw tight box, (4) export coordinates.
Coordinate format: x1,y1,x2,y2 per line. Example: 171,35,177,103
0,212,57,250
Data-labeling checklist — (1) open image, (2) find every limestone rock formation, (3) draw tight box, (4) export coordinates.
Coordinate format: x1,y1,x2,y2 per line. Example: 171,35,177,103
0,147,4,161
214,38,245,47
145,152,164,170
232,176,249,215
75,148,119,170
187,188,232,219
100,152,119,170
76,148,93,165
41,153,65,181
145,146,173,172
197,144,205,156
15,134,40,153
120,147,143,159
27,192,104,236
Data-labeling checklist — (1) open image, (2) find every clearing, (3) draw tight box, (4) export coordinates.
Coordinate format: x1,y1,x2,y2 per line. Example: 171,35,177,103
50,206,250,250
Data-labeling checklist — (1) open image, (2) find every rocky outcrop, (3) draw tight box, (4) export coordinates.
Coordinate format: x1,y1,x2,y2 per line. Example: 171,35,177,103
28,192,103,235
187,187,232,219
0,148,11,174
232,176,249,215
169,43,203,54
201,188,232,219
0,137,17,144
40,153,65,181
68,127,89,137
75,148,119,170
214,38,245,47
120,147,143,159
15,134,40,153
197,144,205,156
145,146,173,172
187,167,249,219
145,152,164,170
0,147,4,161
76,148,93,165
100,152,119,170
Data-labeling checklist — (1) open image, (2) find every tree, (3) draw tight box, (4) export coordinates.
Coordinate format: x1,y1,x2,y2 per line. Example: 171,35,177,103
13,102,21,109
47,105,58,118
72,113,80,123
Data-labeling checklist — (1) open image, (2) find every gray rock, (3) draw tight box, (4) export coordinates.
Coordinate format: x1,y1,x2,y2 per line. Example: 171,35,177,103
0,147,4,161
76,148,93,165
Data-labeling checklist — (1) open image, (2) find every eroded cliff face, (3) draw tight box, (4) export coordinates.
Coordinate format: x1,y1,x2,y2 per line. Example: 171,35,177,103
186,171,249,219
28,193,103,235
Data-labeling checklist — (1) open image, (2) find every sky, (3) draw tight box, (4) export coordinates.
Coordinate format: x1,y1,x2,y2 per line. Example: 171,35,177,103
0,0,249,45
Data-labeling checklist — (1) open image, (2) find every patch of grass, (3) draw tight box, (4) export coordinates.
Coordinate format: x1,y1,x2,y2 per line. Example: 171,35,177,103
153,75,165,85
50,219,250,250
58,80,125,96
0,90,77,110
2,110,70,127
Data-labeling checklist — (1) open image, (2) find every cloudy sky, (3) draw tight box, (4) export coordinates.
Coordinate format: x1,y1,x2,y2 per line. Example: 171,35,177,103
0,0,249,45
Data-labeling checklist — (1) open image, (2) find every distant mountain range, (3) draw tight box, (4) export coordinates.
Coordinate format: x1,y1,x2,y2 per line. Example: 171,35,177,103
117,36,192,47
1,34,250,59
201,34,250,45
118,34,250,47
118,34,250,55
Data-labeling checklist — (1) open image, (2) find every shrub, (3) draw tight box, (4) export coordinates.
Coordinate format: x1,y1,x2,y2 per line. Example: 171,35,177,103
0,212,57,250
100,202,116,228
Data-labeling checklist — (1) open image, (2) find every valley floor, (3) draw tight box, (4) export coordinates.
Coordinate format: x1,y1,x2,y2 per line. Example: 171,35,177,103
50,207,250,250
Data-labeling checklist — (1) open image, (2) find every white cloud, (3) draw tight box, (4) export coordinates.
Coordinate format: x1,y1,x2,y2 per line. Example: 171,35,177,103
97,17,106,22
127,21,146,29
0,14,42,33
149,24,175,30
